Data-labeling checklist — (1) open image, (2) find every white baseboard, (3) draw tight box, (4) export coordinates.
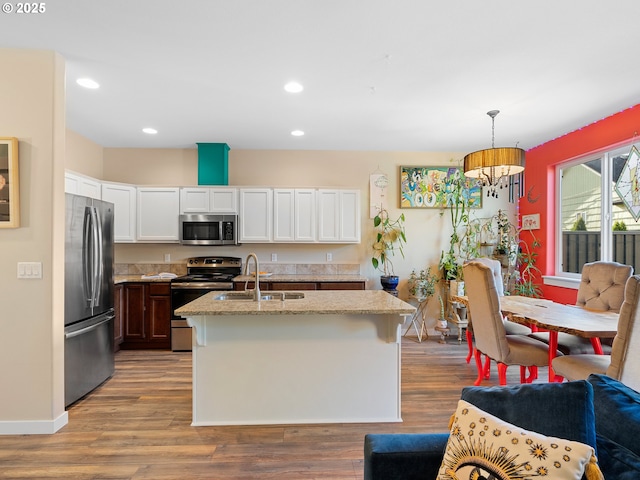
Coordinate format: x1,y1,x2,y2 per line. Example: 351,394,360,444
0,411,68,435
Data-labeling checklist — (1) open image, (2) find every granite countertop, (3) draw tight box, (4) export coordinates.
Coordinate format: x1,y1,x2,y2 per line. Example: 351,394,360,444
114,275,174,284
233,274,368,283
175,290,415,316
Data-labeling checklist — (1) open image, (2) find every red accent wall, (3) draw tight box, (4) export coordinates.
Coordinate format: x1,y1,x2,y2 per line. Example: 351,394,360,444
520,104,640,303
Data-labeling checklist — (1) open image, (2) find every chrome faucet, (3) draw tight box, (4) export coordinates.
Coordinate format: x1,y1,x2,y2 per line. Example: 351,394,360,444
244,253,261,301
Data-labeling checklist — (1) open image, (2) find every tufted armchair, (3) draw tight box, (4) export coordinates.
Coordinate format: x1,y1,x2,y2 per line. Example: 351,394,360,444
462,257,530,364
553,274,640,390
576,261,633,311
531,261,633,354
463,261,558,385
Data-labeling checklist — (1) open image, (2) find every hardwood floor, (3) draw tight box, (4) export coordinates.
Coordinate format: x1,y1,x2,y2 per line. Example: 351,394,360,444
0,335,551,479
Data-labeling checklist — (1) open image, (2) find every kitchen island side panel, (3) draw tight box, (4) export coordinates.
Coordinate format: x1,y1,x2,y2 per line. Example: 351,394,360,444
189,313,403,426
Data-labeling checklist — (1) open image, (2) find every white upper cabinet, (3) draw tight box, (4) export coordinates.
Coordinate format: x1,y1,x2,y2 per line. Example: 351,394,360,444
180,187,238,214
294,189,316,242
239,188,273,242
65,171,102,199
273,189,295,242
136,187,180,242
317,189,360,243
101,182,137,243
338,189,361,242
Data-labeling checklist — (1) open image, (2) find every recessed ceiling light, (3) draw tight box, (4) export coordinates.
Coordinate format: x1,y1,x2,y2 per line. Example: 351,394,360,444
76,78,100,89
291,130,305,137
284,82,304,93
142,127,158,135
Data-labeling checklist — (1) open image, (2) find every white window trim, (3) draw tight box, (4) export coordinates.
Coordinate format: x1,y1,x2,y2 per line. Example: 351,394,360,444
543,275,580,290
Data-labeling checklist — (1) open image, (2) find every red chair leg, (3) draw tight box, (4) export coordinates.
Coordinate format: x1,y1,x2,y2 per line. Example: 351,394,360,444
483,355,491,379
520,365,526,383
474,349,485,386
465,329,473,363
497,363,508,385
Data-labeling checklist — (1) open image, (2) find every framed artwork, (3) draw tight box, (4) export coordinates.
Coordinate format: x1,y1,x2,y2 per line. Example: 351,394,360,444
400,166,482,209
0,137,20,228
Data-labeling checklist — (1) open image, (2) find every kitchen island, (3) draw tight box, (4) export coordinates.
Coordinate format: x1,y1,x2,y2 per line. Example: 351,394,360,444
175,290,415,426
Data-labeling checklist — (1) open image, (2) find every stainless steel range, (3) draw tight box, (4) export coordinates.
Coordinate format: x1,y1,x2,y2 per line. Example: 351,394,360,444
170,256,242,351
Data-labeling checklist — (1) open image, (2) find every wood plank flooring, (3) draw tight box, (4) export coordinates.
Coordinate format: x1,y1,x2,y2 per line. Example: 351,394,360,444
0,335,552,479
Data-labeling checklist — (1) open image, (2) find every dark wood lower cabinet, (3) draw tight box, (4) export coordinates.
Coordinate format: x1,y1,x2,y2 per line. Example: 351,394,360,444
113,284,125,351
119,282,171,350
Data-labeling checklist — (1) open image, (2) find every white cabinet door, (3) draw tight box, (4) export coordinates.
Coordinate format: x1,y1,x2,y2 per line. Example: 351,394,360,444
317,190,340,242
180,187,238,213
137,187,180,242
210,188,237,213
295,189,316,242
273,189,295,242
180,188,210,214
101,183,137,242
339,189,361,243
65,171,102,199
239,188,273,242
317,189,360,243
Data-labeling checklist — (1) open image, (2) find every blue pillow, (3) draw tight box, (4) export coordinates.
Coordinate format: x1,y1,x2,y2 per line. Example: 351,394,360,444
588,374,640,457
461,380,596,450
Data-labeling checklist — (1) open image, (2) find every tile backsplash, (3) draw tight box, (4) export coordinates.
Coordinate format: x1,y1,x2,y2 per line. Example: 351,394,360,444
115,263,360,276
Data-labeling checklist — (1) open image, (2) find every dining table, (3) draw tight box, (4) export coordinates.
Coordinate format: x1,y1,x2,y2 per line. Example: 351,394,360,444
452,294,620,382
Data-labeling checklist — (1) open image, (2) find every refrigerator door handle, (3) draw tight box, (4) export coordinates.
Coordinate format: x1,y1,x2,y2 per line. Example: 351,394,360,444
64,314,114,340
82,206,93,307
91,205,104,308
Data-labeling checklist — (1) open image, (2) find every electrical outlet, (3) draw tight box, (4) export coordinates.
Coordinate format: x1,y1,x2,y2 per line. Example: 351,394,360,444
271,253,277,262
164,253,171,263
327,253,332,262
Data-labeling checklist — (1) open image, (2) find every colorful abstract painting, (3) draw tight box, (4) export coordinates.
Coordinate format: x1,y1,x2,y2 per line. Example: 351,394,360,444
400,166,482,209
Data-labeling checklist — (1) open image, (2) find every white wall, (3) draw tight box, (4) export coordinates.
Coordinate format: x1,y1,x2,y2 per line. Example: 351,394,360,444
0,48,67,433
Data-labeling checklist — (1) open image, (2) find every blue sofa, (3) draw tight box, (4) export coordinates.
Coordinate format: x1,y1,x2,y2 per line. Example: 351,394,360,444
364,374,640,479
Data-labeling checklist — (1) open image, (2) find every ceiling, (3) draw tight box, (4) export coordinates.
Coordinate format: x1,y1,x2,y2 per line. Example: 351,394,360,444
2,0,640,152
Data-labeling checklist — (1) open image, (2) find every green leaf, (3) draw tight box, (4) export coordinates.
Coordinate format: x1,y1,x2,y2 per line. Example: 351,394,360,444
372,258,379,269
373,216,382,227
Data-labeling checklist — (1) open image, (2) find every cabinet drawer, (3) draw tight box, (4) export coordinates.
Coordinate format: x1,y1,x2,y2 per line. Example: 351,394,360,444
317,282,365,290
149,283,170,295
270,282,317,290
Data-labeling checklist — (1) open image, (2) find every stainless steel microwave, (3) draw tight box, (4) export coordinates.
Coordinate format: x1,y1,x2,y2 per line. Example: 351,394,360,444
179,214,238,245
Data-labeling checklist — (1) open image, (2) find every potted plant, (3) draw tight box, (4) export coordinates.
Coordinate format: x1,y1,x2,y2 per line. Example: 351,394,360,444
372,208,407,294
438,167,474,281
408,267,438,301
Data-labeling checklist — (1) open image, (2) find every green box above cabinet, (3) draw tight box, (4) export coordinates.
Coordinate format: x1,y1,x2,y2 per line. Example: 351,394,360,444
197,142,230,185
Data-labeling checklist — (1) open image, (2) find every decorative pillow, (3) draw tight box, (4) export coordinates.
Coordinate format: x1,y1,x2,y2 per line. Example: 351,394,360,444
437,400,602,480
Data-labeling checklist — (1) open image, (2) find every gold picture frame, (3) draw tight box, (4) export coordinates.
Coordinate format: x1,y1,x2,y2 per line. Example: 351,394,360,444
0,137,20,228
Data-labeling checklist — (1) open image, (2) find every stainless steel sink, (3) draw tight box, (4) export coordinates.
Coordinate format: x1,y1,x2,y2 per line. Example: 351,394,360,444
214,291,305,301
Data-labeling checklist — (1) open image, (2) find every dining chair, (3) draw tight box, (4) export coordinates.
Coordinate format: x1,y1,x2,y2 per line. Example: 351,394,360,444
463,261,559,386
462,257,531,363
530,260,633,354
552,274,640,392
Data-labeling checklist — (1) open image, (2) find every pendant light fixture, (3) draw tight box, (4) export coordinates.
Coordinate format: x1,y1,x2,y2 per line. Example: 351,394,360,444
463,110,525,198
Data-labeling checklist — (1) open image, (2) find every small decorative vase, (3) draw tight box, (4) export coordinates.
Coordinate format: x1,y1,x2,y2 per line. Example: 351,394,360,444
437,319,448,329
380,275,399,296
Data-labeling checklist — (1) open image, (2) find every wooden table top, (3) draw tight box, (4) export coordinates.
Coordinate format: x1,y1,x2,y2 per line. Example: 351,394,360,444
452,294,620,339
501,296,619,338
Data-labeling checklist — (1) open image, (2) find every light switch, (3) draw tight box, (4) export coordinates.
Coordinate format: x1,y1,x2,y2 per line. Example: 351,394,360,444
17,262,43,279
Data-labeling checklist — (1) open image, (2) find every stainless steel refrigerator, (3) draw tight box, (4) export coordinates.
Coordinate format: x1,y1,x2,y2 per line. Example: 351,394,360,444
64,193,115,407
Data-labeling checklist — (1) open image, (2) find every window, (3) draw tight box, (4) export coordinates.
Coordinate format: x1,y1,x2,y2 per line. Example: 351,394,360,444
557,143,640,274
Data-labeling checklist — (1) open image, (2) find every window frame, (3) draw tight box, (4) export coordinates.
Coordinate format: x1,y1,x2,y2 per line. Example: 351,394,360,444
554,141,638,279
